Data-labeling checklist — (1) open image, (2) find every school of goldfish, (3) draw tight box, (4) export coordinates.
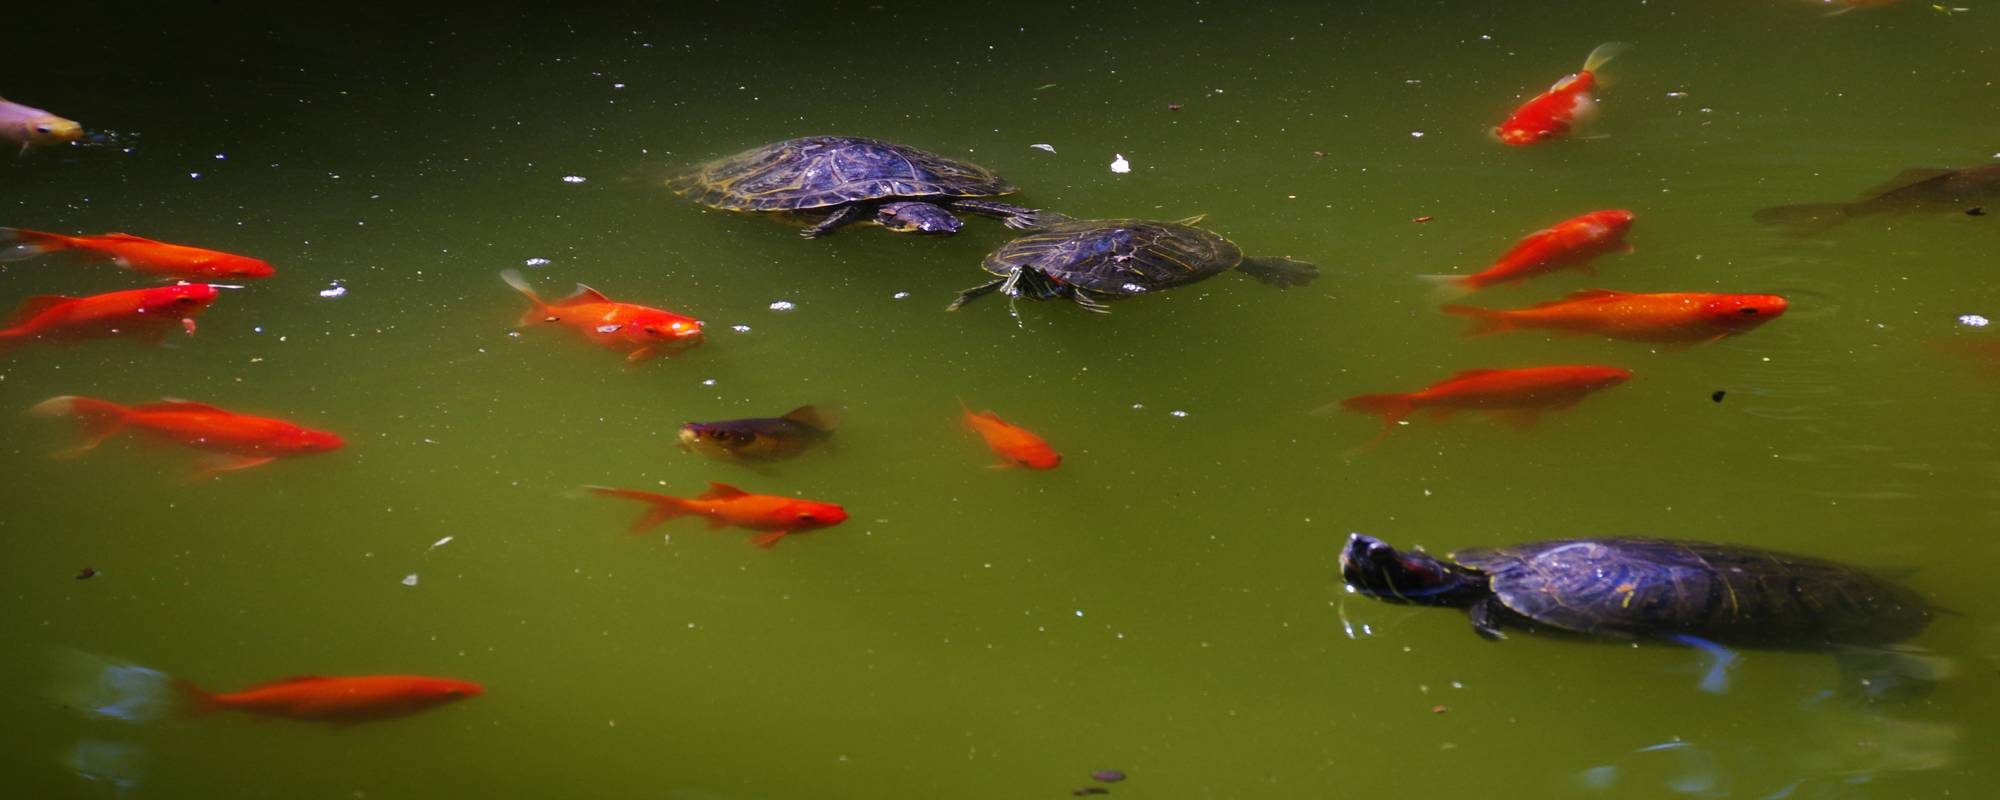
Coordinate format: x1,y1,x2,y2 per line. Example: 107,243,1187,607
4,6,1990,732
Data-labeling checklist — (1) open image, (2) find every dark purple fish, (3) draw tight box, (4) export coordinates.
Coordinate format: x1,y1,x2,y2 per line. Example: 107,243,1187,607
677,405,839,462
1092,771,1127,783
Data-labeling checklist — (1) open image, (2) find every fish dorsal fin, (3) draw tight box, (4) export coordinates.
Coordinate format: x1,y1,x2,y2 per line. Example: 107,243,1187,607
7,295,75,325
1860,168,1956,198
560,284,612,305
1175,214,1208,227
781,405,838,431
243,675,331,691
100,233,161,243
135,400,231,414
1559,288,1628,301
1445,369,1505,381
699,482,749,500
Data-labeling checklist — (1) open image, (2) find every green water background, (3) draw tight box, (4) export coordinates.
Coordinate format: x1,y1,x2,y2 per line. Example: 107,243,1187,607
3,1,1996,797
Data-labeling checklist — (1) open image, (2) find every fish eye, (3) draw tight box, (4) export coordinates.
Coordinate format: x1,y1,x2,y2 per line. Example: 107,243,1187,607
35,125,52,134
797,513,817,521
1738,307,1759,315
643,326,661,335
174,296,198,304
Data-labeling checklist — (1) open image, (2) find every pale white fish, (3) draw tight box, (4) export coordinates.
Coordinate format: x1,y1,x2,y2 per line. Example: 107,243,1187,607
0,96,83,155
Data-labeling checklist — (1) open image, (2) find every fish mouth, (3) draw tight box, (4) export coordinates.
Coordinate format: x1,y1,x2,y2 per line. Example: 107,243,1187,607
676,427,701,446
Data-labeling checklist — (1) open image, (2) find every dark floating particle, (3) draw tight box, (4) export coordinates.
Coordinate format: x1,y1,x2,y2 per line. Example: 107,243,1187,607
76,567,97,580
1968,207,1987,217
1092,770,1127,783
1072,789,1110,796
1711,390,1727,403
1412,215,1434,223
1166,103,1183,111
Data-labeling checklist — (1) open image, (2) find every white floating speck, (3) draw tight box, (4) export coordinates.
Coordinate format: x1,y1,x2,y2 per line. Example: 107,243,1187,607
731,324,751,333
1170,410,1189,418
1110,154,1131,174
1030,143,1056,153
318,281,347,299
561,175,587,184
429,536,454,551
1410,131,1426,138
595,324,623,334
401,574,419,587
892,291,910,300
1666,91,1689,98
701,378,717,386
188,172,201,179
214,153,227,160
1403,79,1422,85
769,300,796,312
612,83,626,89
524,257,551,267
1131,403,1145,410
1959,314,1990,327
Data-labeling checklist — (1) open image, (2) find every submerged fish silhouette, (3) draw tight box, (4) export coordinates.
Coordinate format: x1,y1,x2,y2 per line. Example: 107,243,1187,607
1754,164,2000,232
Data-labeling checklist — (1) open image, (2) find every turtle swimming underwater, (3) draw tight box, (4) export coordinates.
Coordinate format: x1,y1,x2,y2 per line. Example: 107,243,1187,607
947,216,1319,313
670,136,1045,238
1339,534,1940,696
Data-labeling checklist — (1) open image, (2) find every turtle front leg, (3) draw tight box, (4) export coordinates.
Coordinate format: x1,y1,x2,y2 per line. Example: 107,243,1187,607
800,204,868,238
1469,596,1508,641
947,198,1057,231
947,278,1008,311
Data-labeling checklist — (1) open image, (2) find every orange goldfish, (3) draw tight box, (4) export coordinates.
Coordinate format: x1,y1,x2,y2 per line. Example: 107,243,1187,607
176,674,482,724
500,269,702,362
960,400,1061,469
588,483,848,548
1443,290,1789,342
31,395,344,479
1423,210,1634,295
0,228,274,280
1494,43,1629,146
1341,366,1631,431
0,283,218,349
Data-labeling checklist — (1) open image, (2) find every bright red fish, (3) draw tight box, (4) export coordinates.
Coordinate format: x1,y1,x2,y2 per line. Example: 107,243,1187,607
961,400,1061,469
0,227,274,280
1423,210,1634,294
1443,290,1789,343
0,283,219,349
176,674,482,724
1494,43,1629,146
501,269,702,362
30,395,344,479
588,483,848,548
1340,366,1632,431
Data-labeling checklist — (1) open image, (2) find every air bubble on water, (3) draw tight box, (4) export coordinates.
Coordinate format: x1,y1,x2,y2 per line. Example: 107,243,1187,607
1131,403,1145,410
188,172,201,179
1957,314,1989,327
701,378,717,386
561,175,587,184
892,292,910,300
1169,410,1189,418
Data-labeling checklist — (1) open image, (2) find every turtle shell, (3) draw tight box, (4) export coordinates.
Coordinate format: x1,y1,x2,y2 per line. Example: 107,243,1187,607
981,219,1244,297
673,136,1016,212
1452,538,1930,648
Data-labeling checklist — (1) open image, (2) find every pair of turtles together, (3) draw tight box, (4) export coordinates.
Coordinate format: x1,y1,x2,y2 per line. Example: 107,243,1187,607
669,136,1319,312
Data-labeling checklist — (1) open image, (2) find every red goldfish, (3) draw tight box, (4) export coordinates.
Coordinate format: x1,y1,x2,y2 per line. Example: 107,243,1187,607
176,674,482,724
31,395,344,479
1494,43,1629,146
0,228,274,280
1443,290,1789,342
501,269,702,362
0,283,219,349
588,483,848,548
1423,210,1634,295
1341,366,1631,431
961,400,1061,469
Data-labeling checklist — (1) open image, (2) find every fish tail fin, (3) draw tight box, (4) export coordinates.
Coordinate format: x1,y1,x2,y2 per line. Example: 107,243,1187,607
1340,393,1415,428
499,269,551,325
169,678,223,717
1582,42,1631,74
47,649,179,723
29,395,130,458
1417,273,1476,302
1439,305,1515,336
0,227,70,263
751,531,789,549
586,486,692,532
1751,203,1852,231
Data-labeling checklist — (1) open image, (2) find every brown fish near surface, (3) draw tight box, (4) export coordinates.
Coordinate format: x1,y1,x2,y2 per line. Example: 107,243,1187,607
1753,164,2000,232
0,96,82,155
678,405,839,462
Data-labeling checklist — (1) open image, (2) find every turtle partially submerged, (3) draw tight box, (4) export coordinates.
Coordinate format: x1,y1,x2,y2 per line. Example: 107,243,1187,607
946,216,1318,313
1340,534,1940,696
671,136,1045,238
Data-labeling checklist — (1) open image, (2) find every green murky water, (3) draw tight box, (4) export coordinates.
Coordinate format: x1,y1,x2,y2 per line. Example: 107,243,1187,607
4,2,1997,797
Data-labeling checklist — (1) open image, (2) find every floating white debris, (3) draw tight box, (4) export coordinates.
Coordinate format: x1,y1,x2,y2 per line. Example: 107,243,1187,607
731,324,751,333
595,324,623,334
318,281,347,299
701,378,717,386
188,172,201,179
1410,131,1426,138
1110,154,1131,174
524,257,551,267
1030,143,1056,153
401,574,419,587
892,291,910,300
1131,403,1145,410
429,536,454,551
1170,410,1189,418
1666,91,1689,98
214,153,227,160
1959,314,1990,327
612,83,626,89
561,175,587,184
768,300,796,312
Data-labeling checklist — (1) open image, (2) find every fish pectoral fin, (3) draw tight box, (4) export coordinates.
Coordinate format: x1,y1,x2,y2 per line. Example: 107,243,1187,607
1489,409,1543,431
987,461,1018,470
703,517,730,530
625,346,657,363
187,454,276,481
750,531,790,549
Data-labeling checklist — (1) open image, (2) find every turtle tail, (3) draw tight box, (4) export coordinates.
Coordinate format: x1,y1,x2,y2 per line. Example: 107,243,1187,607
1238,257,1319,289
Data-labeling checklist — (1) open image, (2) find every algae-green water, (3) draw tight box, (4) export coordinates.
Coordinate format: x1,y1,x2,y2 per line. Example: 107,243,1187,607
3,2,1996,797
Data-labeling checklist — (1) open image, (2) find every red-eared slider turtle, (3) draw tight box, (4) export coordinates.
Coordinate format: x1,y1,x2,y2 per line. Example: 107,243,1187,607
670,136,1045,238
946,216,1318,313
1339,534,1940,696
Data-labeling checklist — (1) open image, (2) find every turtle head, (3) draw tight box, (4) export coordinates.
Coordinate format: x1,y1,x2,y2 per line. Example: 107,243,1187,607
875,202,962,235
1339,533,1480,607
